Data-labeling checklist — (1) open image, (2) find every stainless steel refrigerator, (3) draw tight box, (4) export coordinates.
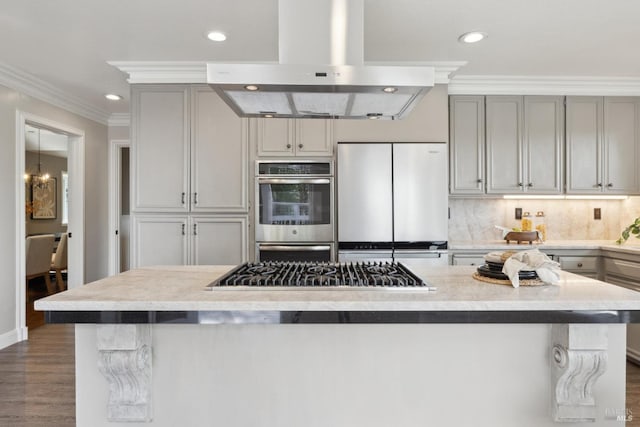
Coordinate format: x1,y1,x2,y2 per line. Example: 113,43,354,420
337,142,448,266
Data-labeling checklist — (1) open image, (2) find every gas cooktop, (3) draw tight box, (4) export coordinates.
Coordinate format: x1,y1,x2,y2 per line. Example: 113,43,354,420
206,261,436,290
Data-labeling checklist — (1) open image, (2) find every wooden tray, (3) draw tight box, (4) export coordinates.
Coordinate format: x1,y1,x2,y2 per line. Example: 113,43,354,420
504,231,539,244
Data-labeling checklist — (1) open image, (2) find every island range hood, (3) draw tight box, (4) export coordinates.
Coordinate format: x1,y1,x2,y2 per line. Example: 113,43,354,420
207,0,434,120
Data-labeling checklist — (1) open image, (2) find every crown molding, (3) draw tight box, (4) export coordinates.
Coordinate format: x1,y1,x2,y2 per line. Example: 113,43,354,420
0,62,110,125
108,113,130,127
108,61,209,84
108,60,467,86
449,75,640,95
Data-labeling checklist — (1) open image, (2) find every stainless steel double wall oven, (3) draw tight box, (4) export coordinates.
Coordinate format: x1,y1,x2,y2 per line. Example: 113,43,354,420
255,160,334,262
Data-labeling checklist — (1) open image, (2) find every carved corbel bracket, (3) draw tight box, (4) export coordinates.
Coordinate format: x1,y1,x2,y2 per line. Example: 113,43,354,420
97,324,152,422
551,324,608,422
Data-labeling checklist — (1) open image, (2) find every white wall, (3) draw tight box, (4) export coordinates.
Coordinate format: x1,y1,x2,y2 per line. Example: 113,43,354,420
0,83,109,341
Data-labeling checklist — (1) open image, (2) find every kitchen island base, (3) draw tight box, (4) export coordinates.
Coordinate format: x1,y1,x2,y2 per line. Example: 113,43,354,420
76,323,626,427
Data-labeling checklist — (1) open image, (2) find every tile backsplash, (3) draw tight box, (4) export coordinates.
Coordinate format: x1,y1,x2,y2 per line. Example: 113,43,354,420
448,196,640,241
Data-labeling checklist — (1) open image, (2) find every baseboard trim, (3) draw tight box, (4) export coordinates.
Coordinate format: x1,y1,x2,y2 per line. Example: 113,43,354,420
0,328,23,350
627,347,640,365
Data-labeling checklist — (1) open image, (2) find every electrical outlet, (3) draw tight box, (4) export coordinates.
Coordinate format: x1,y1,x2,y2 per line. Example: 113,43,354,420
515,208,522,220
594,208,601,220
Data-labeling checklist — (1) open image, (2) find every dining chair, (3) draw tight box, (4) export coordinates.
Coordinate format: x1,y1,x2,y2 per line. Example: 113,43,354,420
25,234,56,294
51,233,68,291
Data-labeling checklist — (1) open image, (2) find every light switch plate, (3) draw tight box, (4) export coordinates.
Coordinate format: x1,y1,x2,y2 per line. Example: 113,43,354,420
515,208,522,220
594,208,601,220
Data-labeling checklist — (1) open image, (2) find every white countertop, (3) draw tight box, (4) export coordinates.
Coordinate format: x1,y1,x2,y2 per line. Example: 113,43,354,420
34,264,640,312
450,239,640,255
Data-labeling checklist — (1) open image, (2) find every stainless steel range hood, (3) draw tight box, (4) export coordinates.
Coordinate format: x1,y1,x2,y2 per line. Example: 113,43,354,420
207,0,434,120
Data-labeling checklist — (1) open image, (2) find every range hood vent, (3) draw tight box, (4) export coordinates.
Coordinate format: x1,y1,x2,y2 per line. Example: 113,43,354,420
207,0,434,120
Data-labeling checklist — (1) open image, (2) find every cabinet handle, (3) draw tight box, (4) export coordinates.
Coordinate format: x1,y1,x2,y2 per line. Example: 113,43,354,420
181,224,186,235
577,263,583,268
181,192,186,205
286,143,292,149
298,143,303,149
518,182,524,187
193,192,198,205
476,179,482,183
607,183,613,188
527,183,533,187
193,224,197,236
596,183,603,188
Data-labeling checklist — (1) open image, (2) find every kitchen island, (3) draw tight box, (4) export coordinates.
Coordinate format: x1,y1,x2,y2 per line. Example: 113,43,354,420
36,265,640,426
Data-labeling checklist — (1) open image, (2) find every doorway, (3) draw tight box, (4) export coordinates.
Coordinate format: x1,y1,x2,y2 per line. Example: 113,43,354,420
108,140,131,275
15,112,85,339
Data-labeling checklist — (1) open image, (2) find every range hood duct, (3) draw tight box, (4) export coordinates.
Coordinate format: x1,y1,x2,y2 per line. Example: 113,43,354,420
207,0,434,120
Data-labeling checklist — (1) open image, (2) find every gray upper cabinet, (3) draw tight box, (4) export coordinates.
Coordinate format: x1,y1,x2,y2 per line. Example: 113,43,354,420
603,97,639,194
132,85,189,212
191,86,248,212
523,96,564,193
256,118,333,157
485,96,563,194
566,96,639,195
449,96,485,195
132,85,248,213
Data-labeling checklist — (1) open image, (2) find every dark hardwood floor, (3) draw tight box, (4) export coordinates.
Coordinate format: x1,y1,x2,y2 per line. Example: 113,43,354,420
2,324,640,426
0,324,75,427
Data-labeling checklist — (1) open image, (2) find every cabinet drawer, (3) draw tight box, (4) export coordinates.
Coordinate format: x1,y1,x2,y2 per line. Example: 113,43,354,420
604,258,640,282
452,256,485,266
557,256,598,272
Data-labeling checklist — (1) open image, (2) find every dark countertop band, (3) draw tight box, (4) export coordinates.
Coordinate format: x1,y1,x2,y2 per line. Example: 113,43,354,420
45,309,640,325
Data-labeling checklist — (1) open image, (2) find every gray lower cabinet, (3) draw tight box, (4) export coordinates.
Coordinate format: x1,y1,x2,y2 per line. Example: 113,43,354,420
555,255,599,279
566,96,640,195
132,215,248,267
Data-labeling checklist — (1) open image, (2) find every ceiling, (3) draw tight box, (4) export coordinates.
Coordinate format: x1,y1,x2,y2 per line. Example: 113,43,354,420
2,0,640,122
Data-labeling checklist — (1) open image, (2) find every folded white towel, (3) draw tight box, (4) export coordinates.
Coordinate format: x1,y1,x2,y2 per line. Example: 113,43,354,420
502,249,560,288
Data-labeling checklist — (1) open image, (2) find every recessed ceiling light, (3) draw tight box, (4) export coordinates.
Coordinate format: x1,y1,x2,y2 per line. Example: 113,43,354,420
382,87,397,93
244,85,259,91
207,31,227,42
105,94,122,101
458,31,487,44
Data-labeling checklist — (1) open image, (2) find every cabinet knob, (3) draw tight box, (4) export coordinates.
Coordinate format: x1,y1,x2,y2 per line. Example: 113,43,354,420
527,183,533,187
298,144,303,149
476,179,482,183
596,183,603,187
577,263,583,268
518,182,524,187
607,183,613,188
286,143,292,149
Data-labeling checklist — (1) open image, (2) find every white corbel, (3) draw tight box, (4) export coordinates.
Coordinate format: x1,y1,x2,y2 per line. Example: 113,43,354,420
97,324,152,422
551,324,608,422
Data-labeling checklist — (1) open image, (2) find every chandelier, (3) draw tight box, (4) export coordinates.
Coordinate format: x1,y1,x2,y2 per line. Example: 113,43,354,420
27,128,50,189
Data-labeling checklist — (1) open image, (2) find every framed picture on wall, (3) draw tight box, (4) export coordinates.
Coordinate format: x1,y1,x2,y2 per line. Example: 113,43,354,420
31,177,57,220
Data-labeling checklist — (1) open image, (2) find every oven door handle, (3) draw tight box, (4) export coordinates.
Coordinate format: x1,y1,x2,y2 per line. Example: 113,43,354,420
259,245,332,252
257,178,331,185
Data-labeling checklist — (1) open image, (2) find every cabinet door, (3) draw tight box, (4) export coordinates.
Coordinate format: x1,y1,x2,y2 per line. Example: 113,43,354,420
566,97,603,193
256,119,295,156
191,86,249,213
190,216,248,265
295,119,333,156
449,96,485,194
132,85,189,212
604,97,639,194
524,96,564,193
486,96,523,193
132,215,188,267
